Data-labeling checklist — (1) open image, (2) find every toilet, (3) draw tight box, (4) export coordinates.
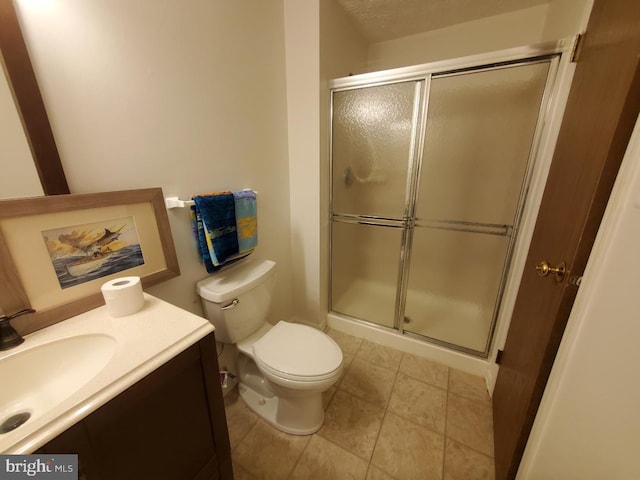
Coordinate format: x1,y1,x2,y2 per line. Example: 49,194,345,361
197,259,343,435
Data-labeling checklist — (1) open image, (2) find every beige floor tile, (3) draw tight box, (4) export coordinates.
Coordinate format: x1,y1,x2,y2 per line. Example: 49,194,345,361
399,353,449,390
327,328,364,356
224,389,259,450
290,435,368,480
226,335,497,479
318,389,385,460
232,459,257,480
449,369,491,406
443,438,495,480
365,465,398,480
234,420,310,479
388,372,447,434
446,394,494,457
356,340,403,371
341,357,397,408
372,412,445,480
323,385,338,409
337,353,355,384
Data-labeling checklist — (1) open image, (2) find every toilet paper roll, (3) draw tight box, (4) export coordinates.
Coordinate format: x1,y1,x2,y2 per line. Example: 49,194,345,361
101,276,145,317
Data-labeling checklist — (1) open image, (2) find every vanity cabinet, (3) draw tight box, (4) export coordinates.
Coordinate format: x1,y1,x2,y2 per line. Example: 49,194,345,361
39,333,232,480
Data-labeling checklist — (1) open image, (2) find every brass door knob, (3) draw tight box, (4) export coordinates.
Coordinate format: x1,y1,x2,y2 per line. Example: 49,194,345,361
535,261,566,282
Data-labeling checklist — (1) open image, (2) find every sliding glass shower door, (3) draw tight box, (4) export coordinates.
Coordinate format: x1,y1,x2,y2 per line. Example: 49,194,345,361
331,81,423,328
330,56,556,356
404,62,551,353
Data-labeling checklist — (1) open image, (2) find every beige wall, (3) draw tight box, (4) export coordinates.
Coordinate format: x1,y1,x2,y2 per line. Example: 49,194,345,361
281,0,368,327
319,0,368,81
364,1,591,73
14,0,294,323
283,0,322,326
0,68,43,198
366,5,550,72
542,0,593,42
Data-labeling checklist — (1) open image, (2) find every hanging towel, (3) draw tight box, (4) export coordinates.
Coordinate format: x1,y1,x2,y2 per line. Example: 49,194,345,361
191,190,258,273
190,205,217,272
233,189,257,254
193,192,239,269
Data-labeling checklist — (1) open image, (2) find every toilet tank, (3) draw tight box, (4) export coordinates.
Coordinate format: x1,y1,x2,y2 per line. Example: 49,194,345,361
196,259,276,344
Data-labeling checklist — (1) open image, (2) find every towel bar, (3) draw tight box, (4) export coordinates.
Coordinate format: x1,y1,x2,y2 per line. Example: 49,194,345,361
165,190,257,209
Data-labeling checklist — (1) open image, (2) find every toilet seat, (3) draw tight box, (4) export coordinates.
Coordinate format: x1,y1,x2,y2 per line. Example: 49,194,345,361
252,321,343,382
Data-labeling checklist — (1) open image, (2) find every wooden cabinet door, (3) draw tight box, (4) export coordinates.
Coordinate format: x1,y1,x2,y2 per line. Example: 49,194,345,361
41,334,231,480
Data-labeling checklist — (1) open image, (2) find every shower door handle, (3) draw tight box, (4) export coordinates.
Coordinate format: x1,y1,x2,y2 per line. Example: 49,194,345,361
535,261,566,282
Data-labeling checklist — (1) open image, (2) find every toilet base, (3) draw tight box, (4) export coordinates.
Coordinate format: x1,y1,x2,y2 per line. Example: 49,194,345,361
237,352,331,435
238,383,325,436
238,383,324,435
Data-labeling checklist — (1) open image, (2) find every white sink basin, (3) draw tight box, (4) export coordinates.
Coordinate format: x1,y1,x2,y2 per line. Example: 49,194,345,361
0,334,116,434
0,294,214,454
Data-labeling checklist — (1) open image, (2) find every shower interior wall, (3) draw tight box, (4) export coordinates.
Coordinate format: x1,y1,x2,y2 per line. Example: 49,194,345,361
319,0,593,379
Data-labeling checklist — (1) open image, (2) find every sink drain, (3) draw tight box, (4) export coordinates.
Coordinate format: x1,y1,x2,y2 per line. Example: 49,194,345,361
0,412,31,434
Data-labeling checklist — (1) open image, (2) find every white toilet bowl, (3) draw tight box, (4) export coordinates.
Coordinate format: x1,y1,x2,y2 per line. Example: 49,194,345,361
197,259,343,435
238,321,342,434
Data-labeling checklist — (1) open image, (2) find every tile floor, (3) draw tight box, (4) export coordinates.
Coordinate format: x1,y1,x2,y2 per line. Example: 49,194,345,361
224,328,495,480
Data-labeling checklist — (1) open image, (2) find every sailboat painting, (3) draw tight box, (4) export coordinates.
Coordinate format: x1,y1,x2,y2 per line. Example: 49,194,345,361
42,216,145,289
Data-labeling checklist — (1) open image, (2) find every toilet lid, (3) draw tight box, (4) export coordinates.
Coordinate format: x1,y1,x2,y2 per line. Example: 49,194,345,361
252,321,343,381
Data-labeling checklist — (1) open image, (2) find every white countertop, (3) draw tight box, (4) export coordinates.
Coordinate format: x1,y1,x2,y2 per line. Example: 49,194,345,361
0,293,214,454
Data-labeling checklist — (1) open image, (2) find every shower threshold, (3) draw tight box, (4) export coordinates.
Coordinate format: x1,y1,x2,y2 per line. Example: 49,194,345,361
326,310,491,377
332,278,492,354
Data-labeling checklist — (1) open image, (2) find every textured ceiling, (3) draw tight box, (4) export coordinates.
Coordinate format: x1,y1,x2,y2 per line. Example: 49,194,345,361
335,0,551,43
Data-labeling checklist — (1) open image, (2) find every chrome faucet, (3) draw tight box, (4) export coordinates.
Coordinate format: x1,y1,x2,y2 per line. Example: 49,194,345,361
0,308,34,351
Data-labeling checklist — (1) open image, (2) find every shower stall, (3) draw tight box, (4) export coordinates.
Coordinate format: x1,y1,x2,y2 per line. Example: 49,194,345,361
329,44,566,357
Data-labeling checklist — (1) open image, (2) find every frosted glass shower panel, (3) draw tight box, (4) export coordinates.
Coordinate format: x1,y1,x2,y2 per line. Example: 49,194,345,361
415,62,550,225
404,227,510,353
331,221,402,329
332,81,420,218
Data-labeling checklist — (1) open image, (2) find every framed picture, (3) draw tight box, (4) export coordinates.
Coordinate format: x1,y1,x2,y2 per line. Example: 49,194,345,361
0,188,180,334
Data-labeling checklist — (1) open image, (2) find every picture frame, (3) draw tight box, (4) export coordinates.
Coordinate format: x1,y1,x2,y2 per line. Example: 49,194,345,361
0,188,180,334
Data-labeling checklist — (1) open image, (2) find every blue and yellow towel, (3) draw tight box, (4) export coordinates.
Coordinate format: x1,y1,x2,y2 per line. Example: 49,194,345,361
191,190,257,273
233,189,257,254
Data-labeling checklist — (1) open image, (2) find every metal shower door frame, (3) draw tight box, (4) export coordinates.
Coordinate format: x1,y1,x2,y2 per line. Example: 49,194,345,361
328,39,573,357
